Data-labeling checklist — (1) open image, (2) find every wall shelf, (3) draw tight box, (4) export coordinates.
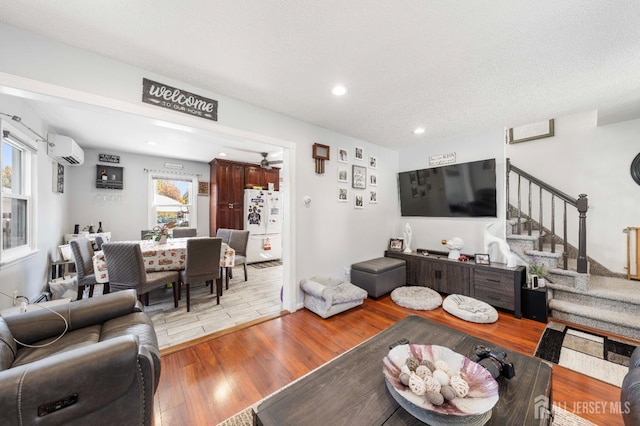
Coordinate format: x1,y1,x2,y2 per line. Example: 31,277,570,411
96,165,123,189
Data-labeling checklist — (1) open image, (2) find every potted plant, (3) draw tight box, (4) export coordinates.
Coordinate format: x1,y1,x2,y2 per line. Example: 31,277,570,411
528,260,547,287
145,221,176,244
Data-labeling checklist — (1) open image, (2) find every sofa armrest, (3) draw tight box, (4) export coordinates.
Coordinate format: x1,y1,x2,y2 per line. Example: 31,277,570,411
4,290,139,345
300,278,327,299
622,368,640,426
0,335,153,425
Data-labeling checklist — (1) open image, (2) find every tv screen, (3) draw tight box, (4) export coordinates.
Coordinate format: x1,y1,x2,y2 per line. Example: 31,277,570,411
398,159,497,217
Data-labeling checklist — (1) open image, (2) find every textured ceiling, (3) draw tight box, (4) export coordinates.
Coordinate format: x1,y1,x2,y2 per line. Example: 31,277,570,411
1,0,639,154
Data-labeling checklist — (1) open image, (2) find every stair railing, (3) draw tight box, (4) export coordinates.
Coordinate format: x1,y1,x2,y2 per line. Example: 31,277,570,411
506,159,588,273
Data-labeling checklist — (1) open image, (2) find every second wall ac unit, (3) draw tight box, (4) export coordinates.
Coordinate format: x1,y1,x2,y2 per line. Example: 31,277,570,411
47,134,85,166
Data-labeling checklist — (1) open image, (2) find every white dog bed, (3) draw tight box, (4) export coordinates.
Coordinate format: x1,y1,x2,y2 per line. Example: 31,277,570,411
390,286,442,311
443,294,498,323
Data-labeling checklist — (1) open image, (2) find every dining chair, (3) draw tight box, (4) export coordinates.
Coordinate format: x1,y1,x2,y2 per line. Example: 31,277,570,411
141,229,153,240
172,228,197,238
70,237,106,299
179,237,223,311
215,228,232,245
102,242,179,307
229,230,250,284
94,235,106,250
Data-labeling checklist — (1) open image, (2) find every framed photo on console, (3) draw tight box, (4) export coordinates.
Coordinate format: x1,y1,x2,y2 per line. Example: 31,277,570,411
388,238,405,252
474,253,490,265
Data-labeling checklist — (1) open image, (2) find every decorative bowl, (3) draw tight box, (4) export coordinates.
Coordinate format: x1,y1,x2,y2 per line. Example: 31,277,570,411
382,344,499,426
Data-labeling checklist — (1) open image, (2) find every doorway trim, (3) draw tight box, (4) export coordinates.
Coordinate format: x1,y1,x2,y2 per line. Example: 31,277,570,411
0,71,298,313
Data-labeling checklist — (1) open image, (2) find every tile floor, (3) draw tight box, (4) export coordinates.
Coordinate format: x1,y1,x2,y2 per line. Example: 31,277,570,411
144,263,283,350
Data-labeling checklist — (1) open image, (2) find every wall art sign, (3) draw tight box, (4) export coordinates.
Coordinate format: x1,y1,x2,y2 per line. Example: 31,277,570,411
429,152,456,167
142,78,218,121
99,153,120,163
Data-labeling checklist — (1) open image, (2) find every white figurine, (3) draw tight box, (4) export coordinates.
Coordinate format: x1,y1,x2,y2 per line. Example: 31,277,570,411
443,237,464,260
403,223,412,253
483,223,517,267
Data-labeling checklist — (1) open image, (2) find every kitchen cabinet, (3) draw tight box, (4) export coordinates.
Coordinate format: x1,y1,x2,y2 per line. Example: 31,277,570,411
245,166,280,190
209,159,280,234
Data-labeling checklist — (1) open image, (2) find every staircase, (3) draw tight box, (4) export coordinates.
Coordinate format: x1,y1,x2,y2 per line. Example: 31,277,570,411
507,161,640,341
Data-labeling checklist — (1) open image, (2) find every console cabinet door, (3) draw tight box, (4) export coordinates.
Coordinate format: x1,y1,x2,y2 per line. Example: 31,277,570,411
424,260,469,294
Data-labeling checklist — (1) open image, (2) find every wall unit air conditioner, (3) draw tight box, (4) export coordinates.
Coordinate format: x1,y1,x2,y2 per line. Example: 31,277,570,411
47,134,85,166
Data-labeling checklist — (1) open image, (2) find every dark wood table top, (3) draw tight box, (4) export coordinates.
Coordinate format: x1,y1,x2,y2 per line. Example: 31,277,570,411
254,315,552,426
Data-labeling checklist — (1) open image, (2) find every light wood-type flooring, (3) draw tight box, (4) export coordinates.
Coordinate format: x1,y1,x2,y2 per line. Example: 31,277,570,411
154,294,635,426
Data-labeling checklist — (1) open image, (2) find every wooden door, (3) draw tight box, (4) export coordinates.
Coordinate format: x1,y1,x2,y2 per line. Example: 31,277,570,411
211,160,245,233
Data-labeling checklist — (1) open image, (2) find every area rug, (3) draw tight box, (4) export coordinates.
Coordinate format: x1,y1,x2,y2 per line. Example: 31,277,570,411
534,321,637,387
216,405,596,426
250,260,282,269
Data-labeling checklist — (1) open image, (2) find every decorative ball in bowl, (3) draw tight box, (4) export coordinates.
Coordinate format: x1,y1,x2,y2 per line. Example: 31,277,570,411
382,344,499,426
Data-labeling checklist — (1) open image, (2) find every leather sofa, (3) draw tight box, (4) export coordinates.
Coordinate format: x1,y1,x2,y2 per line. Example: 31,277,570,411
622,346,640,425
0,290,160,425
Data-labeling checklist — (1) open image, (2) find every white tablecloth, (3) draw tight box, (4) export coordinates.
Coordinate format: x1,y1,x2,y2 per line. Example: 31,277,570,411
93,238,234,283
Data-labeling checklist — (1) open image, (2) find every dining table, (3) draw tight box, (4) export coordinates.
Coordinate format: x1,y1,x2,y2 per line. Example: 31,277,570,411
93,237,235,287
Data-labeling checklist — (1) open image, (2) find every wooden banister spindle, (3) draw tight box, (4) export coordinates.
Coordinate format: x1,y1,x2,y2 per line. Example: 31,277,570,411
551,195,556,253
577,194,588,273
528,180,532,235
563,202,568,270
538,186,543,251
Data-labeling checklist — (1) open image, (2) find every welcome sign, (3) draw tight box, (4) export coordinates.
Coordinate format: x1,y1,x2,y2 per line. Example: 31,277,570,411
142,78,218,121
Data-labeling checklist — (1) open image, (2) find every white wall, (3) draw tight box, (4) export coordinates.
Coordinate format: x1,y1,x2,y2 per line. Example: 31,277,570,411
507,110,640,274
0,94,67,308
65,148,210,241
397,128,506,258
0,23,400,309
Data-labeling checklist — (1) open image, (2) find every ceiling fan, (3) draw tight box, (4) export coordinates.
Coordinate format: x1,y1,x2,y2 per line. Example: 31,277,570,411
260,152,283,170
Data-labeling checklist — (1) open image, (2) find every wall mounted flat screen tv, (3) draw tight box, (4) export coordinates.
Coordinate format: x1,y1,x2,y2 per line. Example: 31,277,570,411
398,158,497,217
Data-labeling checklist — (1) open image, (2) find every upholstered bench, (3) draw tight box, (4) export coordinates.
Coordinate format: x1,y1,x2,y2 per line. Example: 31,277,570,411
300,276,368,319
351,257,406,298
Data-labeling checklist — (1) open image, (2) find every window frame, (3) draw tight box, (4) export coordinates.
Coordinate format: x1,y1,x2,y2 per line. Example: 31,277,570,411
1,119,38,266
147,172,198,231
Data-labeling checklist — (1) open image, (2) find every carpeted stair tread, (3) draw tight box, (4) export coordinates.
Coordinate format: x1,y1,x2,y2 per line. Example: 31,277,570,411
546,279,640,304
549,299,639,331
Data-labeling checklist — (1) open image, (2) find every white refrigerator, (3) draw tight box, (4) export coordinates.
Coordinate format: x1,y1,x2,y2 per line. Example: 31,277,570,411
244,189,282,263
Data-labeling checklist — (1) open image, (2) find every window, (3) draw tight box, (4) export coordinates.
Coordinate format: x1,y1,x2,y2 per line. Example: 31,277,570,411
1,121,37,264
148,173,197,230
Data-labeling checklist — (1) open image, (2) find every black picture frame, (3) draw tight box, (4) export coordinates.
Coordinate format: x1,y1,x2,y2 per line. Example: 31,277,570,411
474,253,490,265
388,238,405,252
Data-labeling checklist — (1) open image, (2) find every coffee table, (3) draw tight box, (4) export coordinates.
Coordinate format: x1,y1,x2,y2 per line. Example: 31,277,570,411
254,315,552,425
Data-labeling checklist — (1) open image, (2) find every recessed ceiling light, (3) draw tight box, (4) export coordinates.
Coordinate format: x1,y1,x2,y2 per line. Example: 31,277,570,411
332,85,348,96
146,140,157,145
218,152,227,157
413,127,426,135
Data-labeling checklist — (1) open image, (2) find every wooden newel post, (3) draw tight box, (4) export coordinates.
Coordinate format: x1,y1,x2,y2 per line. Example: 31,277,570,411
577,193,588,273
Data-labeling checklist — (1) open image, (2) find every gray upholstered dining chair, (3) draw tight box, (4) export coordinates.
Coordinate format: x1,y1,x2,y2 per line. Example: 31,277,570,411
179,237,223,311
70,237,106,299
215,228,232,245
102,242,179,307
229,230,250,284
94,235,107,250
172,228,197,238
141,229,153,240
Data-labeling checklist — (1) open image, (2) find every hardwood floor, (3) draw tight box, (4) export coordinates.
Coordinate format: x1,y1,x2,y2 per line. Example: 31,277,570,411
154,295,632,425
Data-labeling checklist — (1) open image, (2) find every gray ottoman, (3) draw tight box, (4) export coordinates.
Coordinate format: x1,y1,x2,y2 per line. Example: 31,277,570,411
351,257,406,298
